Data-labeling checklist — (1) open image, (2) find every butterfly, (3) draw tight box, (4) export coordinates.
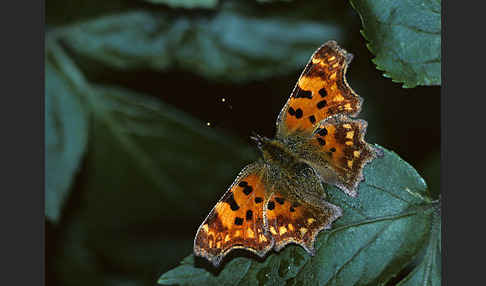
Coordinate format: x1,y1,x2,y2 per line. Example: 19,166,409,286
194,40,378,267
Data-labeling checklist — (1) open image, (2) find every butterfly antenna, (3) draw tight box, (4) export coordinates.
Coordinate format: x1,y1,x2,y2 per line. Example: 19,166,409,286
250,131,264,149
250,131,259,140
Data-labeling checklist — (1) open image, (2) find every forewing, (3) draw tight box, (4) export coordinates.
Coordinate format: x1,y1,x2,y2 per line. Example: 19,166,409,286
276,40,362,137
194,162,274,266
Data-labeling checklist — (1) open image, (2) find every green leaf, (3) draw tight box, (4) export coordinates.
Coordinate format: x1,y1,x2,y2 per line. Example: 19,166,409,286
397,208,441,286
46,34,256,226
157,256,252,285
144,0,218,9
45,45,88,222
56,1,346,82
46,35,259,284
350,0,441,88
256,0,293,3
158,148,438,285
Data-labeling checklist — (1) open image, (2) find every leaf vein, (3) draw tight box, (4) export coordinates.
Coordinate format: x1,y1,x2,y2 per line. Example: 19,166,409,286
365,183,412,204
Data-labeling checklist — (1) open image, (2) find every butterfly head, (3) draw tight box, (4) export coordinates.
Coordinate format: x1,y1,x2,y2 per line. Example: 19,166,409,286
251,132,290,165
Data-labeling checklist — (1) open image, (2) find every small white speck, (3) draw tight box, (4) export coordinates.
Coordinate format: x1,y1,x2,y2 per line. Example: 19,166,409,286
206,122,211,127
221,98,226,102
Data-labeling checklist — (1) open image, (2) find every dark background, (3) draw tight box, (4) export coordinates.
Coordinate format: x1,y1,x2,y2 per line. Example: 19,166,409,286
45,0,440,285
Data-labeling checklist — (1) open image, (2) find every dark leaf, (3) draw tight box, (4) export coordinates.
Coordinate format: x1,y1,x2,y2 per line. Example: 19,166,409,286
350,0,441,88
58,1,346,82
397,207,441,286
144,0,218,9
47,36,258,285
45,43,88,222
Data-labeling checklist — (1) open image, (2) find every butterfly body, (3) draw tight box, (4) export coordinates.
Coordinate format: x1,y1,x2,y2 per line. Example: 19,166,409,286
252,134,327,205
194,41,378,266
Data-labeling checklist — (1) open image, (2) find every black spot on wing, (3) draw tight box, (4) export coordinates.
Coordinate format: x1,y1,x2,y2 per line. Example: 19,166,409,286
295,108,303,119
288,107,304,119
238,181,253,195
317,100,327,109
255,197,263,203
243,186,253,195
309,115,316,124
226,193,240,211
317,127,328,136
275,197,285,205
319,88,328,97
288,107,296,116
268,201,275,210
293,87,313,99
235,217,244,225
238,181,248,187
246,210,253,221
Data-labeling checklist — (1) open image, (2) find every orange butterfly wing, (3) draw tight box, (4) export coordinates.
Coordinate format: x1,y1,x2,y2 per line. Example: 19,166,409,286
276,40,362,137
304,114,377,197
194,163,273,266
276,40,377,196
264,191,342,253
